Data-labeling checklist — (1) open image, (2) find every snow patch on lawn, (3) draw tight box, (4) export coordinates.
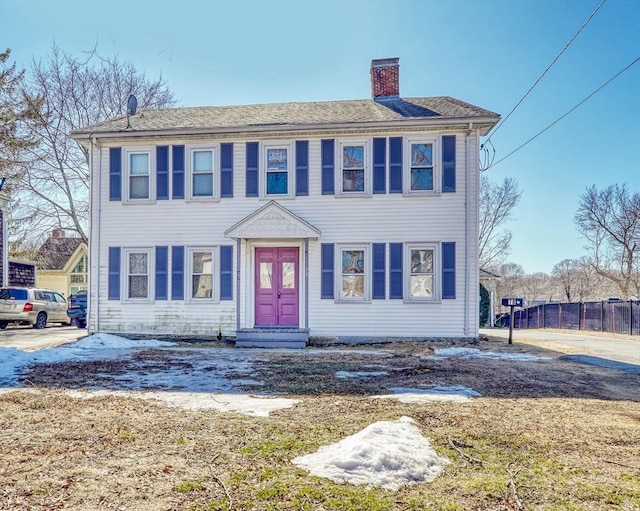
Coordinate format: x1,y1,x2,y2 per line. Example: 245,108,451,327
432,347,550,361
292,416,449,490
373,385,481,403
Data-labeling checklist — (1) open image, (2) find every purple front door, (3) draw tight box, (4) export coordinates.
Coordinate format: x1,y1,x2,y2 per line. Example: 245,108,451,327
255,247,299,326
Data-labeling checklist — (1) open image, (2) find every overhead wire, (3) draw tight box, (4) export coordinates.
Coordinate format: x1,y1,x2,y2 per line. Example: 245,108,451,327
485,0,608,144
486,55,640,170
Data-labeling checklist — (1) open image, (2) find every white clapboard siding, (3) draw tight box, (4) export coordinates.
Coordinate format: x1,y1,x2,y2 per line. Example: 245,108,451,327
88,128,481,339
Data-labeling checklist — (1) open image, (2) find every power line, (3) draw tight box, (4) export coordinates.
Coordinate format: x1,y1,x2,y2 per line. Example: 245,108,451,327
487,55,640,170
485,0,607,144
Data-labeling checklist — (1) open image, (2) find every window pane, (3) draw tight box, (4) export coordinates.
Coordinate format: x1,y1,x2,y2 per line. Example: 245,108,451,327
411,274,433,297
130,153,149,175
193,174,213,196
129,253,148,274
267,172,288,194
343,146,364,169
343,170,364,192
192,252,212,274
411,143,433,167
411,168,433,191
129,275,148,298
411,250,433,273
267,148,288,170
192,275,212,298
342,250,364,274
193,150,213,172
130,176,149,199
342,275,365,298
260,262,272,289
282,262,295,289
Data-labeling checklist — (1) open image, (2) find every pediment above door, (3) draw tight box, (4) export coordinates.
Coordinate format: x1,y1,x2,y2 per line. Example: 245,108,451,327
224,201,321,239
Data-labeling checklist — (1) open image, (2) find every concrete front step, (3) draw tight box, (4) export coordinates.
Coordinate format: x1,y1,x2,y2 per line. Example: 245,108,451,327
235,328,309,348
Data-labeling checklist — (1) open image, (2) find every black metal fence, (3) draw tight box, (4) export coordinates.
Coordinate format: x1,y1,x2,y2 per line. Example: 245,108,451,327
502,300,640,336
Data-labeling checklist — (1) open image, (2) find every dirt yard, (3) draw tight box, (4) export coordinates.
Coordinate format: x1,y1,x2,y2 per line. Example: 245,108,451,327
1,336,638,510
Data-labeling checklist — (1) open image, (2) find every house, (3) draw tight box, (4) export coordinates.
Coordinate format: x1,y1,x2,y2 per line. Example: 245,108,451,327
71,58,500,346
34,228,88,298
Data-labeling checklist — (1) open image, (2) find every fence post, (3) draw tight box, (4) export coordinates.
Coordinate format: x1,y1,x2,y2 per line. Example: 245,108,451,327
543,303,546,329
630,300,633,336
601,301,604,332
578,302,583,330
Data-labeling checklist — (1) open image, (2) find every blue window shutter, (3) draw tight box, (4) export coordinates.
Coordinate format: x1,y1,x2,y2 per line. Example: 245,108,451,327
372,243,386,299
156,146,169,200
373,138,386,194
246,142,259,197
109,147,121,201
296,140,309,196
321,139,335,195
108,247,121,300
221,143,234,198
442,242,456,299
321,243,334,299
172,145,185,199
171,246,184,300
442,135,456,193
155,246,168,300
389,137,403,193
220,245,233,300
389,242,403,299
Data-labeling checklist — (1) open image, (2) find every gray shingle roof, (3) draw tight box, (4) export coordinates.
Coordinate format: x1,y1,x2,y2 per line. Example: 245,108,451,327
35,237,83,271
73,96,500,137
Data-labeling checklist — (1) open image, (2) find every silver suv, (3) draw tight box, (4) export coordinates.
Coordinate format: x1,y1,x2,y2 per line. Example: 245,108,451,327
0,287,71,329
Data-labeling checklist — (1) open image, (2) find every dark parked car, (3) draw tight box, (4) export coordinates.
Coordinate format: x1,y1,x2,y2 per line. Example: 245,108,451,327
67,291,87,328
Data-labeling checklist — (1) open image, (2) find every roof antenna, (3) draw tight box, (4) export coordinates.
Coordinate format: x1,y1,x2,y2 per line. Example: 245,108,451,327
126,94,138,129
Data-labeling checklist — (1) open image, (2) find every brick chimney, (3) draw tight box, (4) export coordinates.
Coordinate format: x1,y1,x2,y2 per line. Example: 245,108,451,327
52,228,65,239
370,58,400,101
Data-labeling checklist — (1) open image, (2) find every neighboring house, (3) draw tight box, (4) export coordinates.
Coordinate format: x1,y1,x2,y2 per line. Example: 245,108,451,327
71,58,500,346
34,229,88,298
0,191,36,288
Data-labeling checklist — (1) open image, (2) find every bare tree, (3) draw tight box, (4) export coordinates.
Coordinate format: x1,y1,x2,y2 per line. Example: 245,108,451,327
0,49,42,188
575,184,640,298
479,174,522,269
495,262,525,310
10,45,176,246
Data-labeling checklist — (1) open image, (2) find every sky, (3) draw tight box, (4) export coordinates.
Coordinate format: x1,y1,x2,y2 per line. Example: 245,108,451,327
1,0,639,274
0,332,549,489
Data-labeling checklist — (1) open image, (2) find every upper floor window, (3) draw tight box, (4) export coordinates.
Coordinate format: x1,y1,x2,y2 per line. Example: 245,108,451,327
338,139,370,196
70,254,88,286
262,142,294,198
404,137,438,194
124,147,155,202
187,146,218,200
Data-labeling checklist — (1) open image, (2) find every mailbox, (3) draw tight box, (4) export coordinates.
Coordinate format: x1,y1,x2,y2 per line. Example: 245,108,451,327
502,297,523,307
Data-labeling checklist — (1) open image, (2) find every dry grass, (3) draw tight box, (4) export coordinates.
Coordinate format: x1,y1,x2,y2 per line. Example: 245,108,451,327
1,337,639,510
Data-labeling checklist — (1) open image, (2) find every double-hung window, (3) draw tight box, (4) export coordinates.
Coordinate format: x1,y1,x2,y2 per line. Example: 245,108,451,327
338,139,370,195
125,148,154,201
188,247,216,300
188,146,217,199
405,137,438,194
338,244,370,300
406,243,437,301
262,142,294,197
125,249,152,300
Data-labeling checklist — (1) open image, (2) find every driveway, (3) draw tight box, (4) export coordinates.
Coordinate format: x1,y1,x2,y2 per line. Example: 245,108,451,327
0,325,86,351
481,327,640,373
